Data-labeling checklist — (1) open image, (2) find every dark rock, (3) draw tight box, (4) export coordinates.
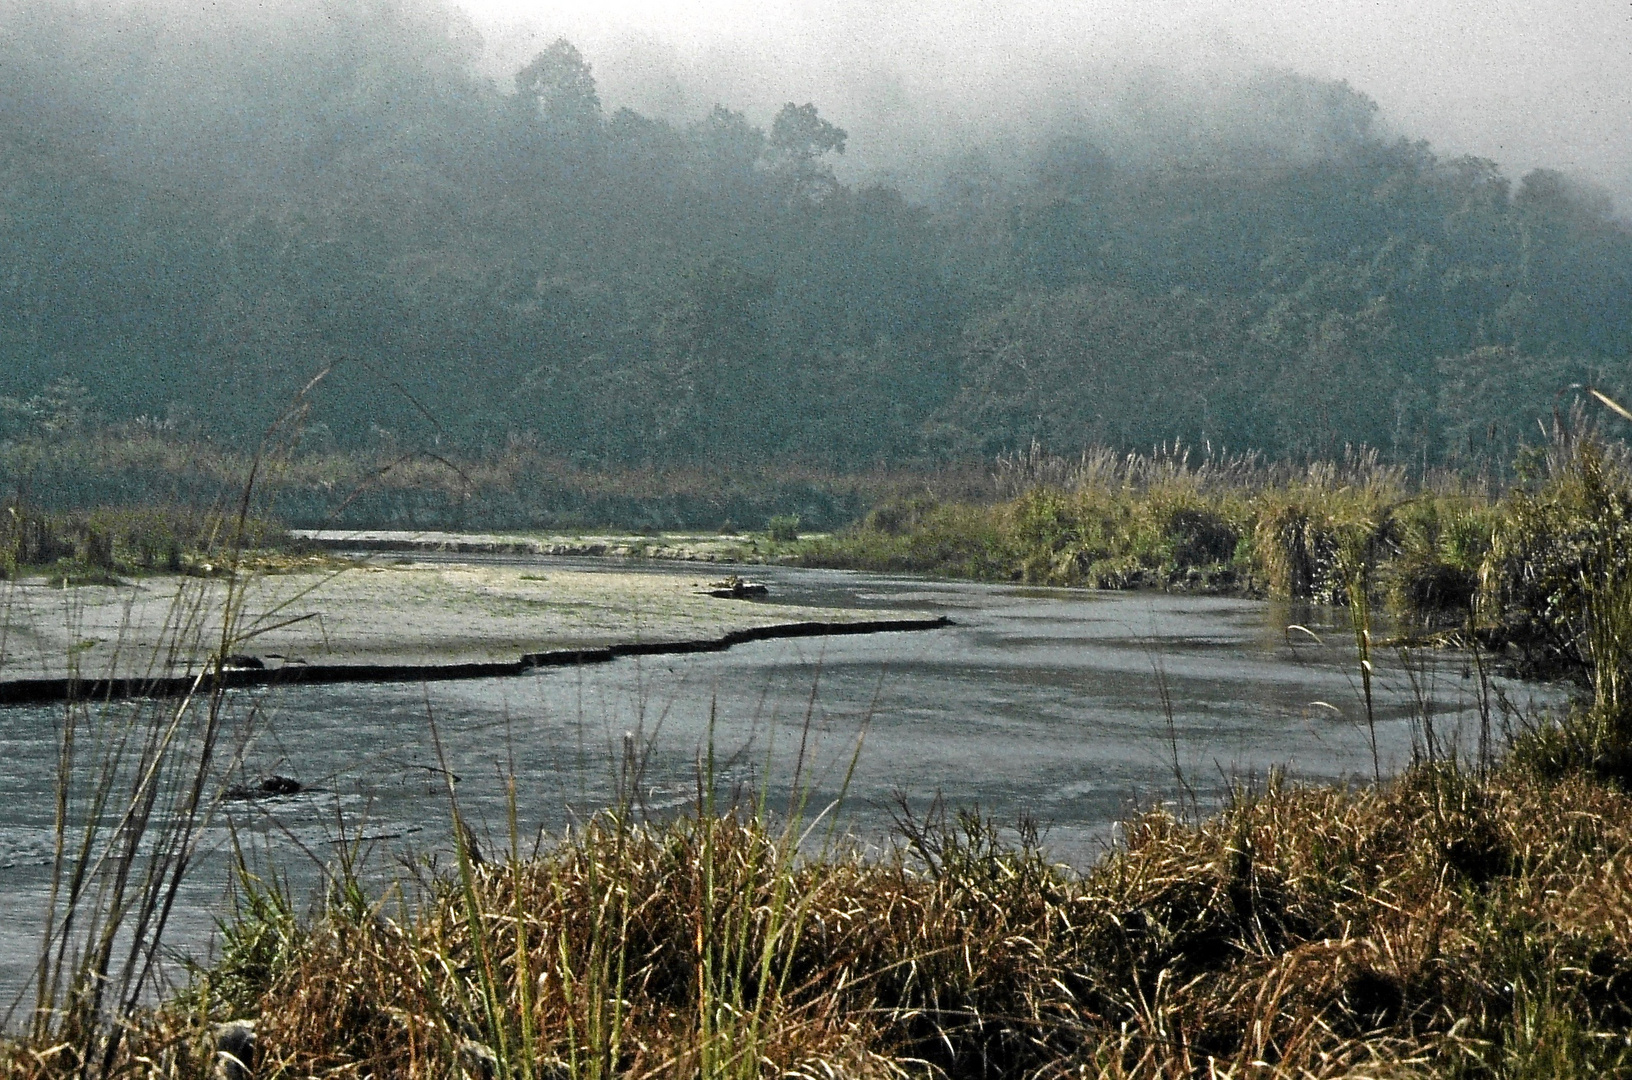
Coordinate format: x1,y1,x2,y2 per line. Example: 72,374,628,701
457,1038,498,1080
704,574,769,598
257,775,303,796
224,775,305,801
213,1019,256,1080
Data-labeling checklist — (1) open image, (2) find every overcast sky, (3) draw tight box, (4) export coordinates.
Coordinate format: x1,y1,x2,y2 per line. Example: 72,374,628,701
451,0,1632,205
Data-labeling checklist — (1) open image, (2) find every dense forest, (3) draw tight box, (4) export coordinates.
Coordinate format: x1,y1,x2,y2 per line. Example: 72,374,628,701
2,0,1629,475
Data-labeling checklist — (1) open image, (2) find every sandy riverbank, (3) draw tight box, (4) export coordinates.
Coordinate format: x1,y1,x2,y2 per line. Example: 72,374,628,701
0,557,923,683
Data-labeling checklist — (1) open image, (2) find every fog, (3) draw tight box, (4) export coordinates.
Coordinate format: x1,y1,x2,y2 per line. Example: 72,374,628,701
5,0,1626,204
459,0,1632,206
3,0,1628,468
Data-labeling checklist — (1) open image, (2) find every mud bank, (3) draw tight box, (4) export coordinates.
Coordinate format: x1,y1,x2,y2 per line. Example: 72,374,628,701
0,556,938,693
0,615,951,704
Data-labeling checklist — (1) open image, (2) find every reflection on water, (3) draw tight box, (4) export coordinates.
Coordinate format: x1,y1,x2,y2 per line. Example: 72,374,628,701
0,562,1569,1003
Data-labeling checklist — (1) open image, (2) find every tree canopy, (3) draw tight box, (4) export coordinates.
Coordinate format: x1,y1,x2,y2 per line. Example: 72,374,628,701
1,0,1627,471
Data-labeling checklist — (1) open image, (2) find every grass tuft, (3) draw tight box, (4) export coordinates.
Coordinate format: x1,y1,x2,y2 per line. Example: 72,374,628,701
14,755,1632,1078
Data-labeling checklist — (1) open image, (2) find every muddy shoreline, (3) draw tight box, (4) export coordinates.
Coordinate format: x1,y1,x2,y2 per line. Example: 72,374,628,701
0,539,950,700
0,614,952,704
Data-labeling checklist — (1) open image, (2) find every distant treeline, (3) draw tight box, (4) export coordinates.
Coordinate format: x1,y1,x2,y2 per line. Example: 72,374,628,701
2,0,1629,476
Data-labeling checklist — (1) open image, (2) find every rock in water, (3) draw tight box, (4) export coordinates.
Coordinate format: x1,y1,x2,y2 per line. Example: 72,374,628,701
257,775,303,796
223,775,305,801
703,574,769,598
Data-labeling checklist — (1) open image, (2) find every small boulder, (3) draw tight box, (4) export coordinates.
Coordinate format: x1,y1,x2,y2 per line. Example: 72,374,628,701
223,775,305,801
457,1039,498,1080
212,1019,256,1080
257,775,304,796
703,574,769,598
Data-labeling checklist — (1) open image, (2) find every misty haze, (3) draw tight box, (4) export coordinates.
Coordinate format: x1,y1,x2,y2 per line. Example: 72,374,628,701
1,0,1628,474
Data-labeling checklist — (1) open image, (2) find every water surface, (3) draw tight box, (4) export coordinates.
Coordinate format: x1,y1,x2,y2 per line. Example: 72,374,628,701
0,562,1567,1008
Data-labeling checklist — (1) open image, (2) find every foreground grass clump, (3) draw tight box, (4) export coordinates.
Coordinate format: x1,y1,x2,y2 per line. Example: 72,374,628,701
16,755,1632,1079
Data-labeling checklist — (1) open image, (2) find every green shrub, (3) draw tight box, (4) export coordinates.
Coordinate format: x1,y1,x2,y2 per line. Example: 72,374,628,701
1483,440,1632,680
0,504,289,575
765,514,801,542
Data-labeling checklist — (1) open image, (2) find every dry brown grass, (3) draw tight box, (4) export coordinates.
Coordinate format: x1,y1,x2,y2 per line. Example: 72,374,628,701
12,757,1632,1079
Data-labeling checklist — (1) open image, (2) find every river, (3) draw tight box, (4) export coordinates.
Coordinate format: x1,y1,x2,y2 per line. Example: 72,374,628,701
0,559,1567,1011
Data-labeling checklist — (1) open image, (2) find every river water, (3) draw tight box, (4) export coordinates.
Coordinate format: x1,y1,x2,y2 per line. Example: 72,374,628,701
0,560,1568,1010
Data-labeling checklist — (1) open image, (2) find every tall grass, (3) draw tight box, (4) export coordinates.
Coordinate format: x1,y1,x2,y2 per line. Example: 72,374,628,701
302,694,871,1080
0,504,289,583
9,542,258,1076
804,434,1632,676
22,754,1632,1078
802,440,1466,599
0,378,327,1076
4,417,999,535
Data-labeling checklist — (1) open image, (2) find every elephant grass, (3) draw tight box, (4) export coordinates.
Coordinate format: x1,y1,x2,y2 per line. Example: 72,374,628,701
800,443,1618,654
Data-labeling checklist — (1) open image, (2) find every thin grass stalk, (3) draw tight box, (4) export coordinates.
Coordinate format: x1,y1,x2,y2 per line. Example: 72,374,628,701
1339,530,1381,785
505,768,537,1080
1469,621,1494,780
1582,551,1632,739
31,698,79,1042
1396,644,1437,766
1146,643,1197,822
685,679,868,1080
88,429,287,1072
603,741,636,1079
398,894,462,1074
86,597,242,1070
23,561,242,1074
696,709,721,1077
429,710,515,1078
737,703,798,1080
551,757,633,1079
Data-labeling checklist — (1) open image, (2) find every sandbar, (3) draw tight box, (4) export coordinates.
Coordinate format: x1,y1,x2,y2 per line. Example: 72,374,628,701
0,558,927,686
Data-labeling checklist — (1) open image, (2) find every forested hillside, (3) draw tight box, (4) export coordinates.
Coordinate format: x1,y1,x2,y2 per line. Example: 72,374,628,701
2,0,1628,473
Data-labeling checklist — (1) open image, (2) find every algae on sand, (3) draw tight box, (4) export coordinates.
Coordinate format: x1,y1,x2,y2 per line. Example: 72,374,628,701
0,561,913,680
